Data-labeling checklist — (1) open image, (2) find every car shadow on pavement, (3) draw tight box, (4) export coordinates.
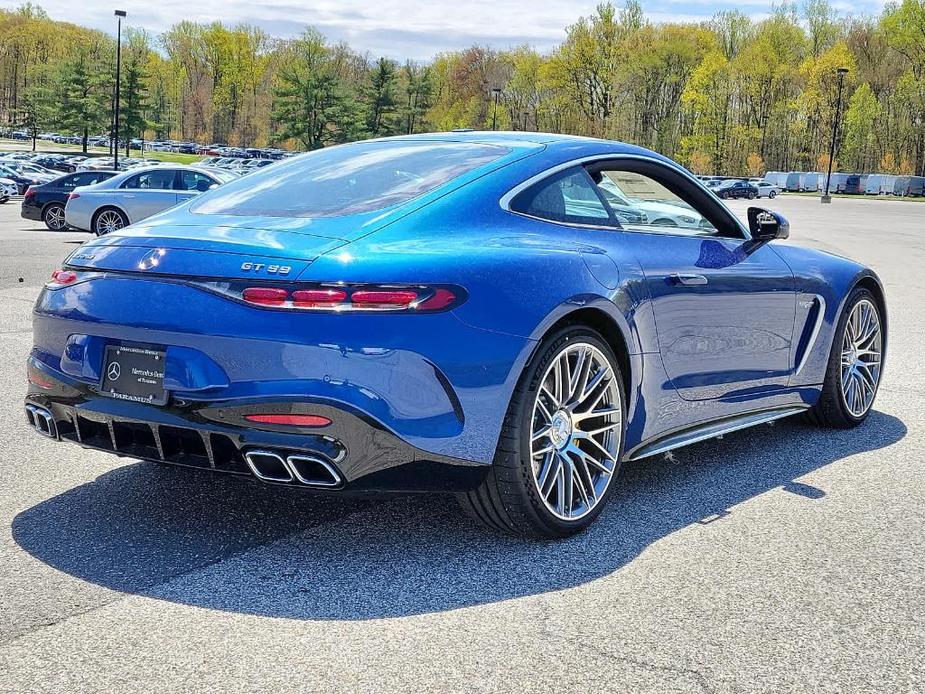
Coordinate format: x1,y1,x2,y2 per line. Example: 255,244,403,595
12,411,906,619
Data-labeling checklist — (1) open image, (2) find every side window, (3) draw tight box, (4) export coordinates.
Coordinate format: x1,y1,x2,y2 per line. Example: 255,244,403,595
588,168,717,236
121,169,175,190
60,175,82,189
510,167,616,227
176,170,216,192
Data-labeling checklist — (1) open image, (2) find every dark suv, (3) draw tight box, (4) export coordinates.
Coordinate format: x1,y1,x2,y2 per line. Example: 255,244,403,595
21,170,117,230
715,179,758,199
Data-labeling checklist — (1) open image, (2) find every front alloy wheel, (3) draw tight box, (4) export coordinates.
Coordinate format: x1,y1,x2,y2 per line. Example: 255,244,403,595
839,298,883,418
808,288,884,428
458,327,625,538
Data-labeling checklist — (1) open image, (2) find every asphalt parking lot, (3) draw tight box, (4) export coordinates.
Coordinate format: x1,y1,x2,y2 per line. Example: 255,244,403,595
0,195,922,693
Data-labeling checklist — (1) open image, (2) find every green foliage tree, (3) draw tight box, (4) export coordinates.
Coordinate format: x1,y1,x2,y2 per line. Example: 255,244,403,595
119,29,151,155
841,83,880,171
2,0,925,174
271,29,354,150
57,45,110,152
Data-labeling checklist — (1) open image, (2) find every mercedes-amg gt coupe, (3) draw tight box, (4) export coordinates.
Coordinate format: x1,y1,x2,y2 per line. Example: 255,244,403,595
25,132,887,538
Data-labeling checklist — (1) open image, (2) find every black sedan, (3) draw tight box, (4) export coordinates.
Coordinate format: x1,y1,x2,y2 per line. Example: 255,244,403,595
0,163,55,195
715,179,758,199
21,170,117,230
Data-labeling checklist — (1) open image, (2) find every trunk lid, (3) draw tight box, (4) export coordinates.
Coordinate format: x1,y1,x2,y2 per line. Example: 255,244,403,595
64,215,354,280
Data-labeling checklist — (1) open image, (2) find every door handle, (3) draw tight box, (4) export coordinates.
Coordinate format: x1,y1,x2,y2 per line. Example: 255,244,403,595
668,273,708,286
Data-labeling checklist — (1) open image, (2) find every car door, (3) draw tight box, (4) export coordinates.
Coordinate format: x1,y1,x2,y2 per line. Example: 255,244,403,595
584,159,796,401
118,169,179,222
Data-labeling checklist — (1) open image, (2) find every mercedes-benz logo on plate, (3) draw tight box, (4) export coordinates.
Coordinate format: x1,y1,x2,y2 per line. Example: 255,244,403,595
107,361,121,381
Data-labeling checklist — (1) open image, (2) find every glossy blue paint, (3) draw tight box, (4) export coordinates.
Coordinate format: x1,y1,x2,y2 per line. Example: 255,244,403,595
30,132,885,483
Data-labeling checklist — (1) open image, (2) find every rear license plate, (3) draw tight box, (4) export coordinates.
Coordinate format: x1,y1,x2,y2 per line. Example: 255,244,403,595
100,345,167,405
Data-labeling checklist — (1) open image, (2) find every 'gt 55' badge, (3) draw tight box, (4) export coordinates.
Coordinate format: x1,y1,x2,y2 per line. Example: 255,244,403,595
241,262,291,275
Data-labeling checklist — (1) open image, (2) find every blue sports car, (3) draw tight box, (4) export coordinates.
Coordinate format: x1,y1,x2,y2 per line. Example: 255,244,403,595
25,132,886,538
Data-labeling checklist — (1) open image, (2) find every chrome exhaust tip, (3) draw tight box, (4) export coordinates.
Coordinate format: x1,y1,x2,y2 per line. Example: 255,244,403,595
244,449,343,487
244,450,294,483
286,454,342,488
25,404,58,439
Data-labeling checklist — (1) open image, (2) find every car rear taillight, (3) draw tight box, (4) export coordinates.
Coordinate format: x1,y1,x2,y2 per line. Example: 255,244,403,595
242,287,287,306
68,192,80,200
232,284,465,312
49,269,78,285
24,187,35,198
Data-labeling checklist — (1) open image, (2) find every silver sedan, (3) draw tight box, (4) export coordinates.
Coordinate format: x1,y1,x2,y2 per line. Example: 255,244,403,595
64,165,238,235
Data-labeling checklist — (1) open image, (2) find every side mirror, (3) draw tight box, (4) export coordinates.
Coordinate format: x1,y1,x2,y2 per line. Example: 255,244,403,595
747,207,789,241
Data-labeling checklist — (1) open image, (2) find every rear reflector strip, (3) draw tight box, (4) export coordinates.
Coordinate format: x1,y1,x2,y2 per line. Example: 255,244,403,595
244,414,332,427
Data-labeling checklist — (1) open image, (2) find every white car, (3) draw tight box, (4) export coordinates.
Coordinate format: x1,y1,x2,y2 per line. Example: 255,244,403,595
749,179,782,198
598,177,704,228
0,177,16,202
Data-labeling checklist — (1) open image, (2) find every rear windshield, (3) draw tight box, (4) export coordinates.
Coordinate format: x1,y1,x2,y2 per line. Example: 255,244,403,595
190,140,509,218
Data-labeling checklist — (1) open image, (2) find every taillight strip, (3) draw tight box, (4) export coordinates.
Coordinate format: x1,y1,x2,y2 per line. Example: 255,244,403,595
229,284,465,313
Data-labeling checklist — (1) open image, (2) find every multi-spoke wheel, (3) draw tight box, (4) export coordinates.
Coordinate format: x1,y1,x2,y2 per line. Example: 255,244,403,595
43,203,67,231
458,327,626,538
530,343,621,521
808,288,885,428
839,298,882,417
93,208,127,236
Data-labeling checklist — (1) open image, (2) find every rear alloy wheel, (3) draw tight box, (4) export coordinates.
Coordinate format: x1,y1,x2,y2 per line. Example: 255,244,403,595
43,203,66,231
748,191,757,199
808,288,884,428
769,189,777,199
459,327,625,538
94,208,127,236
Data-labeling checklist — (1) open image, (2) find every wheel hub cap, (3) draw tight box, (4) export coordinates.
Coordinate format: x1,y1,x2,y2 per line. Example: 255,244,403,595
549,411,572,449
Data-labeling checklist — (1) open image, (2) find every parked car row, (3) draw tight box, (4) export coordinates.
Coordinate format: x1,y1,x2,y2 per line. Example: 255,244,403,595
19,164,239,233
11,131,296,159
0,156,59,193
763,171,925,196
699,177,782,200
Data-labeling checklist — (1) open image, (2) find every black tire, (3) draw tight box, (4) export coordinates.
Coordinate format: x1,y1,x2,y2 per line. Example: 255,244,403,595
458,326,626,539
93,207,128,236
43,202,67,231
747,191,757,199
768,189,777,199
807,287,884,428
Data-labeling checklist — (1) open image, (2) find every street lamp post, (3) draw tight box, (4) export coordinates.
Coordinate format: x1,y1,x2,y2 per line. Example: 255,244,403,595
491,88,501,131
113,10,126,171
822,67,849,204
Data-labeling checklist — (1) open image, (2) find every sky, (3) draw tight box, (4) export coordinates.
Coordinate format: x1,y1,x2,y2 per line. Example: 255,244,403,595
1,0,893,61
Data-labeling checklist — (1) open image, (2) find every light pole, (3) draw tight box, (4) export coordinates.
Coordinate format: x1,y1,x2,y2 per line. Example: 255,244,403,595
113,10,126,171
491,88,501,131
822,67,849,204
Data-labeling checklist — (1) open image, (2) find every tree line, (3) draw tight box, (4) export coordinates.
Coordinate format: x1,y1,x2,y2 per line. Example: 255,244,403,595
1,0,924,176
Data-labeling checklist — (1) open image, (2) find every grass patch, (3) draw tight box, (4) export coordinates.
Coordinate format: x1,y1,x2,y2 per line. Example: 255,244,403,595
0,139,203,165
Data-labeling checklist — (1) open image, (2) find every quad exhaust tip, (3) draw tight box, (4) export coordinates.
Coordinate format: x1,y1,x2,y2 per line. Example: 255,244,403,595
244,449,342,488
25,404,58,439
